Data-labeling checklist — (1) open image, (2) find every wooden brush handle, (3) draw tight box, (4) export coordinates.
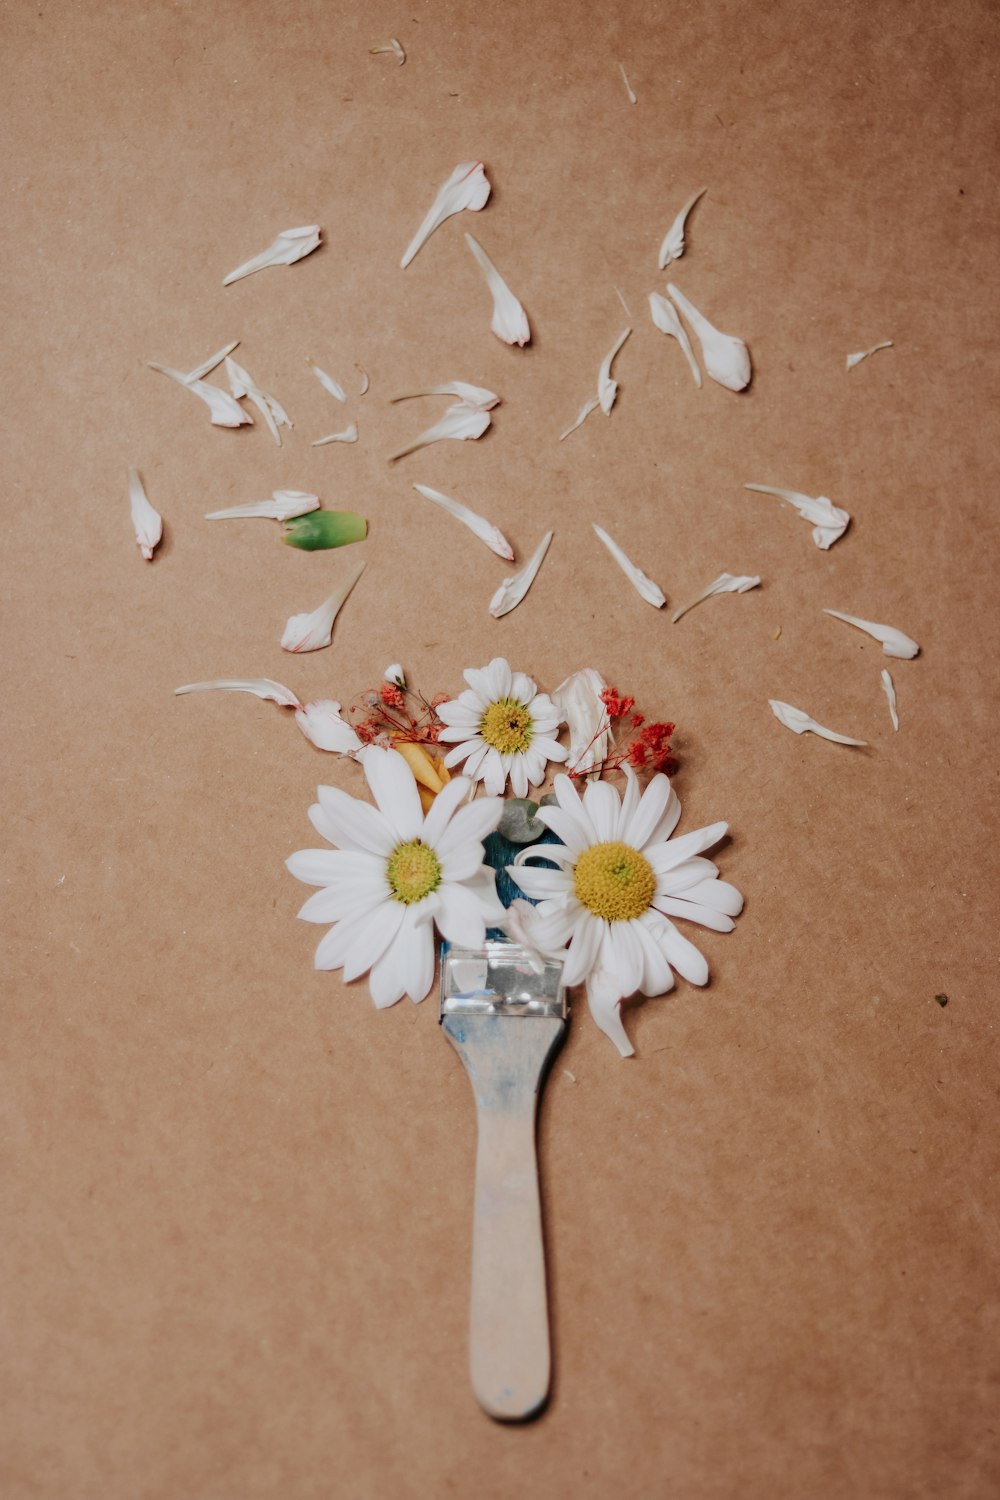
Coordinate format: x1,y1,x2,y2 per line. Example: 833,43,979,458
443,1013,565,1421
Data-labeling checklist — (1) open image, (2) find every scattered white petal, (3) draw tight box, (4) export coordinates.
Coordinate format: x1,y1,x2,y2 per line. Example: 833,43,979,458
489,531,553,618
672,572,761,623
768,699,867,747
147,361,252,427
666,283,751,391
881,670,899,731
823,608,919,659
744,484,850,550
390,381,499,411
847,341,893,371
464,233,530,346
592,523,665,608
312,423,359,446
559,395,600,441
295,700,364,753
281,561,366,653
384,664,406,688
356,365,370,395
184,341,240,381
128,467,162,561
598,327,632,414
224,356,292,446
370,37,405,64
552,668,610,777
205,489,320,522
614,285,632,317
174,678,303,709
307,359,347,403
658,189,706,270
618,62,637,104
400,161,491,270
388,403,491,463
648,291,702,387
413,483,514,559
223,225,322,286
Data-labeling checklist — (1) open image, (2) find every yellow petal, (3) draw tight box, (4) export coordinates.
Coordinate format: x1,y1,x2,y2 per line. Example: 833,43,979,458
394,741,445,793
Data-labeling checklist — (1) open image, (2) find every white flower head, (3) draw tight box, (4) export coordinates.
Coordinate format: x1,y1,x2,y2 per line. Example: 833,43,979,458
436,657,568,798
507,767,742,1057
286,747,505,1006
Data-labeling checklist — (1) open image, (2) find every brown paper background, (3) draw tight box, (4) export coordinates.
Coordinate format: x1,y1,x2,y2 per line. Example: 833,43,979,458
4,0,999,1495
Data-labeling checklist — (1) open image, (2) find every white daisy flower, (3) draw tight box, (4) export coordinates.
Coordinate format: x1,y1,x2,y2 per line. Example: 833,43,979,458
506,767,743,1057
436,657,568,798
286,746,506,1007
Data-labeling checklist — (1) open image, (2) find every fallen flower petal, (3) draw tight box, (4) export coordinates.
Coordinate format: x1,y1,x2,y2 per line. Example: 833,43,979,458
282,510,368,550
649,291,702,386
174,678,303,708
618,62,637,104
464,233,531,346
672,572,761,623
666,283,751,391
281,561,366,653
552,667,610,777
223,225,322,285
205,489,320,522
312,423,359,446
412,482,513,559
147,361,252,427
307,358,347,403
598,327,632,414
744,483,850,550
370,37,405,64
847,341,893,371
185,340,240,381
384,664,405,688
400,161,491,269
559,395,600,441
387,403,491,462
658,188,706,270
881,669,899,731
224,356,292,446
356,365,370,395
390,381,499,412
489,531,553,618
128,466,162,560
592,523,665,608
295,700,364,753
768,699,867,746
823,608,919,659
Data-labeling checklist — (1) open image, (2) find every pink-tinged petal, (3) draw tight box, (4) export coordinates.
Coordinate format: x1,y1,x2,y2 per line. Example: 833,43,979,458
342,903,406,982
433,796,504,858
436,883,488,948
650,916,710,986
420,775,473,848
586,969,635,1058
633,918,675,997
625,774,676,851
296,880,388,924
582,779,620,842
505,864,573,901
316,784,398,856
654,897,735,933
285,848,384,886
561,911,605,988
361,746,424,841
609,920,644,996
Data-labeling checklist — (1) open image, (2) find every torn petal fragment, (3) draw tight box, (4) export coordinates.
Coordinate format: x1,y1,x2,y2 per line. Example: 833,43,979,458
881,669,900,731
282,510,368,550
295,700,364,753
598,327,632,414
559,395,600,441
185,341,240,381
672,572,761,623
356,365,370,395
400,161,491,270
490,530,553,618
744,483,850,550
369,37,405,64
666,283,751,391
412,483,514,559
388,403,491,462
147,361,252,427
223,225,322,285
307,359,347,403
658,189,707,270
281,561,366,653
174,678,303,708
768,699,867,747
205,489,320,522
618,62,637,104
224,356,292,446
390,381,499,411
823,609,919,659
464,233,531,346
552,667,610,777
592,523,665,608
128,466,162,561
312,423,359,446
648,291,702,387
847,341,893,370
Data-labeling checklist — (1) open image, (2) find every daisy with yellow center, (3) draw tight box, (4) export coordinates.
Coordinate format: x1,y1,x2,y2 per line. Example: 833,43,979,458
505,766,743,1057
436,656,567,797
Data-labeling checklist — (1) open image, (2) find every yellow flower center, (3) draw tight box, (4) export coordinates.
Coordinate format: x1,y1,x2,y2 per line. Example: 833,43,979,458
573,840,656,922
480,698,533,755
386,839,441,904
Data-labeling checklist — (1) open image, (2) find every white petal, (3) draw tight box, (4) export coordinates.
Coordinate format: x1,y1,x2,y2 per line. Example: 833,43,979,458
618,61,637,104
306,358,347,403
559,395,600,441
582,779,620,842
490,530,553,618
147,362,252,427
400,161,491,269
312,424,358,446
384,663,405,688
563,912,606,989
744,484,850,550
413,483,514,559
361,746,424,841
672,572,761,623
609,921,644,996
369,940,406,1009
881,669,900,731
592,523,666,608
553,668,610,776
464,233,531,346
436,883,488,948
316,784,397,856
224,356,292,446
658,188,707,269
626,773,674,851
388,403,491,462
506,862,574,900
295,700,363,753
174,677,302,708
342,902,406,982
666,283,751,391
280,561,365,653
297,880,388,925
768,699,867,747
356,365,370,395
649,915,710,986
586,965,635,1058
223,225,321,285
847,341,893,370
206,489,320,522
399,909,437,1003
648,291,702,387
286,848,384,886
649,821,729,872
369,37,406,64
598,326,632,414
390,381,499,412
655,896,735,933
632,918,674,997
184,341,240,381
533,804,591,859
823,609,919,659
128,466,162,560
